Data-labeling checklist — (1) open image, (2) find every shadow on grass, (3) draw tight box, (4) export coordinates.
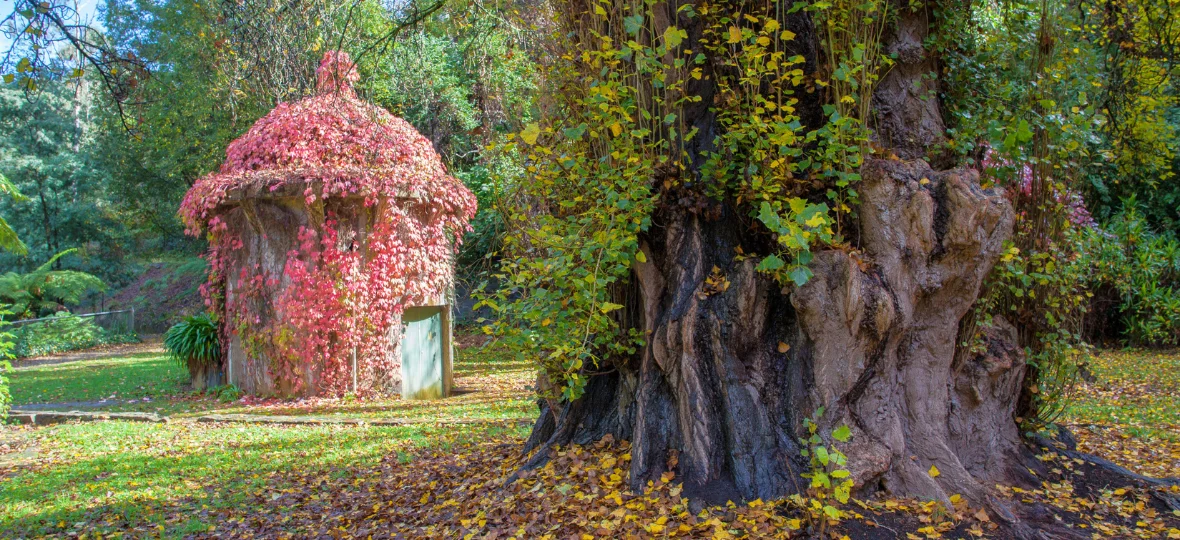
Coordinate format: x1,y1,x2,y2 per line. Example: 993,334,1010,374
9,355,188,406
454,359,533,376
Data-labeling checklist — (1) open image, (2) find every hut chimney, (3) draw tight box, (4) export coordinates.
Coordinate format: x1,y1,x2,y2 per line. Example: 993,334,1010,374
316,50,359,96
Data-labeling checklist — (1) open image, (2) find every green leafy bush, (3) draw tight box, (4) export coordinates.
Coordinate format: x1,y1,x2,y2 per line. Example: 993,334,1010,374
13,313,137,357
0,306,14,420
164,313,220,371
10,312,138,358
0,173,27,256
789,409,853,536
1082,200,1180,346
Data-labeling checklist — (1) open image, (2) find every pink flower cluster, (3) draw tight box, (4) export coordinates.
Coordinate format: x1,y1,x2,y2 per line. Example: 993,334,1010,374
179,51,476,396
981,149,1096,229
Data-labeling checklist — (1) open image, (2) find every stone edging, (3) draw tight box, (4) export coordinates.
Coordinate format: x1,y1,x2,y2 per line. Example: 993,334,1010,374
7,410,166,426
195,413,534,427
6,410,534,428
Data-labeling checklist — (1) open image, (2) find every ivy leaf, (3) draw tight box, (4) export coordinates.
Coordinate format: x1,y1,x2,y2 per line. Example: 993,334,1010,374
600,302,624,313
519,123,541,145
834,484,851,504
756,254,785,272
635,251,647,263
727,26,743,44
1015,119,1033,143
624,15,644,35
663,26,687,48
756,201,783,232
788,265,813,287
562,123,587,141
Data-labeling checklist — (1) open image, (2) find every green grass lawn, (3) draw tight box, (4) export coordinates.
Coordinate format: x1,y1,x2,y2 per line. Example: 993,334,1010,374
1059,348,1180,479
0,420,527,537
1064,348,1180,440
6,334,537,420
4,342,1175,537
0,333,535,537
9,353,189,408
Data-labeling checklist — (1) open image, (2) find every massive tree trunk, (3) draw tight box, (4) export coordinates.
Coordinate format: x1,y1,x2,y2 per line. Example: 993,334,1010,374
524,0,1031,511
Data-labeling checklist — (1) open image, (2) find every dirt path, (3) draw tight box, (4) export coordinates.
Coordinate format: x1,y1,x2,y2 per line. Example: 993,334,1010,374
13,338,165,370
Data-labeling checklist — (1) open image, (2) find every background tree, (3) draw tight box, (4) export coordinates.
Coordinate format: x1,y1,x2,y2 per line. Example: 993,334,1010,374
0,80,132,279
0,173,27,255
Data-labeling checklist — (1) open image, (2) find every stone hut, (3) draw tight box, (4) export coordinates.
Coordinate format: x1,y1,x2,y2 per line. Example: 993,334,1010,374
180,51,476,398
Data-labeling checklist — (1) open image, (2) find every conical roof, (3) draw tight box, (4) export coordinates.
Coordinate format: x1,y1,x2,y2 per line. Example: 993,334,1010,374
180,51,475,234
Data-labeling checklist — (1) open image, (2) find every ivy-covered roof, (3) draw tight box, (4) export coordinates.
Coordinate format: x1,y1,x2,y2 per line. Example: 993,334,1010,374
180,51,475,235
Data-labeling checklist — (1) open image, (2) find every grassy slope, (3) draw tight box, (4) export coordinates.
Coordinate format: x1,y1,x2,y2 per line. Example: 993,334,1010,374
104,257,208,334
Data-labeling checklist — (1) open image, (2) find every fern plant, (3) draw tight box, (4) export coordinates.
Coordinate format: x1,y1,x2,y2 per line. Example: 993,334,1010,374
0,248,106,318
0,173,28,256
164,314,220,369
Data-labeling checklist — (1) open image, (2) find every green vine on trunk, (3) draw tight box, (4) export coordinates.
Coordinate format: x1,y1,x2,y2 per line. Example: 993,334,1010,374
478,0,893,402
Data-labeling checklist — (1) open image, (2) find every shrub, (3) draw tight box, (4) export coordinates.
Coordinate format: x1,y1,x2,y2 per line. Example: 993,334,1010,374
164,314,221,389
789,409,854,536
11,312,138,358
0,306,13,420
1082,200,1180,346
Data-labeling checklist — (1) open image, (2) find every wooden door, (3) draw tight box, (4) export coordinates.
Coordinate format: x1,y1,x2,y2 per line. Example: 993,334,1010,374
401,306,445,399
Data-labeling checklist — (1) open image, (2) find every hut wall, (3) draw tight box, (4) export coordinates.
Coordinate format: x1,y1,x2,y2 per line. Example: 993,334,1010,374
221,196,408,397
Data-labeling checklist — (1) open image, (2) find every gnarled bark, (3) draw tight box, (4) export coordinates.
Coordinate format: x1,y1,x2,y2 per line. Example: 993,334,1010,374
525,158,1022,507
522,0,1032,515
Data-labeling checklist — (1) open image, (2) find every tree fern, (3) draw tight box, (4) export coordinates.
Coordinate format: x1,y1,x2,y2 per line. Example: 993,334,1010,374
0,172,27,256
0,248,106,318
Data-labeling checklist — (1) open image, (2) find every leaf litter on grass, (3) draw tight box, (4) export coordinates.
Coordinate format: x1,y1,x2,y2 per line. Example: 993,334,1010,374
1064,348,1180,478
207,433,1018,540
5,347,1180,538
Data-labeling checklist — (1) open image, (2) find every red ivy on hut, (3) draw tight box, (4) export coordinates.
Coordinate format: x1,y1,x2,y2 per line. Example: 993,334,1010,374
180,51,476,396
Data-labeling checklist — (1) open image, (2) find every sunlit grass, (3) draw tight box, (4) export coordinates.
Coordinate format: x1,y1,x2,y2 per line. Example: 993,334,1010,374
0,331,537,537
8,353,189,407
5,330,538,420
0,421,527,537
